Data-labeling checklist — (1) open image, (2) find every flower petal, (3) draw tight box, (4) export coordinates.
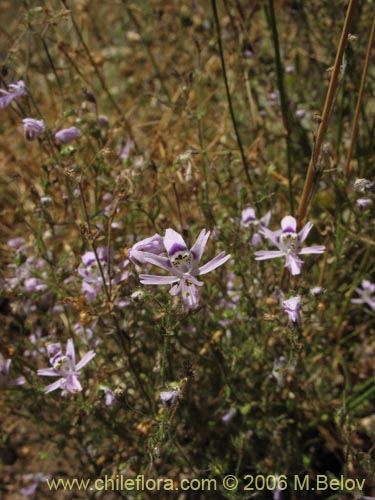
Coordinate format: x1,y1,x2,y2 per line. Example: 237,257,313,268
66,339,76,365
37,368,59,377
190,229,210,267
163,229,187,256
75,350,96,371
298,221,314,243
285,253,303,275
254,250,284,260
281,215,297,233
44,378,64,393
298,245,325,255
198,252,231,275
141,253,174,273
139,274,180,285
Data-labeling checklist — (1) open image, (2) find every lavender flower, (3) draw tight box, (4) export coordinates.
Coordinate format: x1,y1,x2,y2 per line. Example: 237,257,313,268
136,228,231,309
128,234,165,265
254,215,325,275
222,408,237,424
77,247,129,301
22,118,45,141
55,126,82,144
241,206,271,246
160,389,180,407
37,339,95,395
19,473,51,497
282,295,302,324
351,280,375,311
0,80,27,109
357,198,372,210
0,354,25,387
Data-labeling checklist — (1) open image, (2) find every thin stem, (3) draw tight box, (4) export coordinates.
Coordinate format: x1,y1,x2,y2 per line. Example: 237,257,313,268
344,18,375,179
297,0,358,227
60,0,138,149
266,0,295,215
211,0,253,192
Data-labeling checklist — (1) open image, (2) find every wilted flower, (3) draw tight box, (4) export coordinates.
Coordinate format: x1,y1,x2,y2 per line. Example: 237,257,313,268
135,228,231,309
351,280,375,311
254,215,325,275
0,354,25,387
0,80,27,109
282,295,302,324
22,118,45,141
241,206,271,246
37,339,95,395
55,126,82,144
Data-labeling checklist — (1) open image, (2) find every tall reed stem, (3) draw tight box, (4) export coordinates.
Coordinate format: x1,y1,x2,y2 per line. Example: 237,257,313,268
297,0,358,226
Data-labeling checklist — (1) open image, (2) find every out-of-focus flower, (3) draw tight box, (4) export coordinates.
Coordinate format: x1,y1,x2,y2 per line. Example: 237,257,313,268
22,118,45,141
55,126,82,144
271,356,287,387
119,137,134,160
254,215,325,275
135,228,231,309
77,247,129,302
100,386,119,406
0,354,25,387
357,198,372,210
0,80,27,109
19,473,51,497
160,389,180,407
222,408,236,424
37,339,95,395
310,286,324,296
351,280,375,311
282,295,302,324
241,206,271,246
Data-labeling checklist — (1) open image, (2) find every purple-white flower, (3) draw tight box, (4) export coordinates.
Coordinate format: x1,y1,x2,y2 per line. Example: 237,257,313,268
22,118,45,141
241,206,271,246
55,126,82,144
77,247,129,302
254,215,325,275
0,354,25,387
0,80,27,109
160,389,180,407
282,295,302,324
128,234,165,265
351,280,375,311
37,339,95,395
135,228,231,309
357,198,372,210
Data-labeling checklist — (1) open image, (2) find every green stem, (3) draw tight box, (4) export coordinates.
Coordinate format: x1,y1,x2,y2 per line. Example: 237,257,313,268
266,0,295,215
211,0,253,192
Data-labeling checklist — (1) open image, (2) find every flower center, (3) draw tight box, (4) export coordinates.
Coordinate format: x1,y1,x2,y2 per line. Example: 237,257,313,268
170,250,192,273
279,232,298,251
53,355,74,372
